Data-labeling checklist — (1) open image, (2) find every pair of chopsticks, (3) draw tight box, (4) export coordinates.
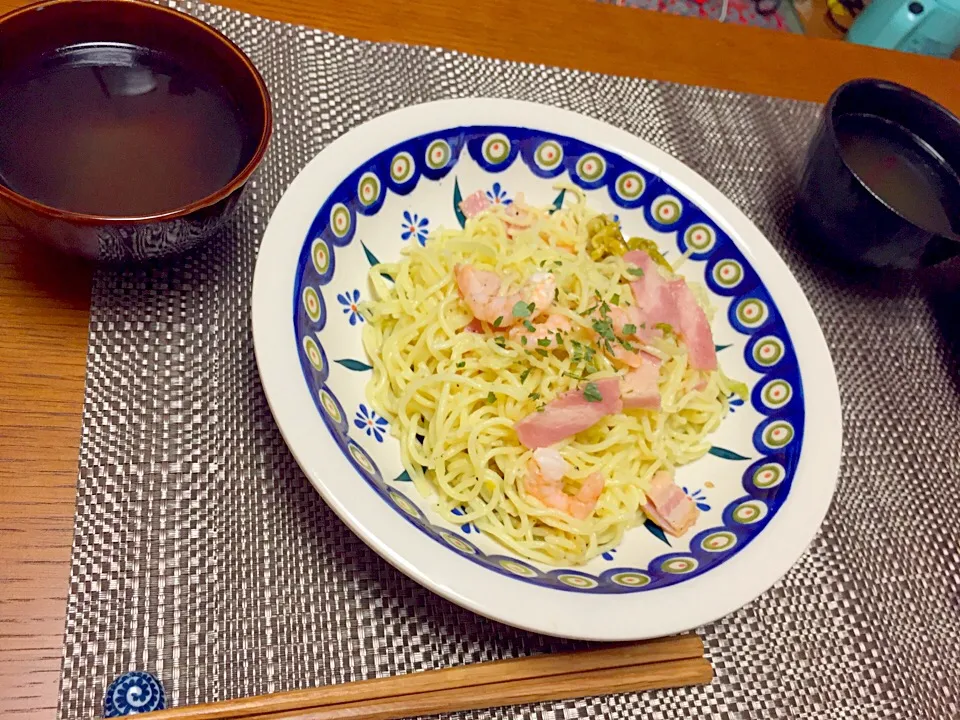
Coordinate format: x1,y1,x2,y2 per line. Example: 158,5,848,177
131,634,711,720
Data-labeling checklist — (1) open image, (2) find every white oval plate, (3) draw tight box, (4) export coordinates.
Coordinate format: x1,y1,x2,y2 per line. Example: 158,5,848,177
252,99,841,640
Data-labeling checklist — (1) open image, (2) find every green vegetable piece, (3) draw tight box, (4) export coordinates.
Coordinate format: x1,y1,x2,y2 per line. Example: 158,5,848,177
585,215,627,261
727,377,749,401
626,237,671,270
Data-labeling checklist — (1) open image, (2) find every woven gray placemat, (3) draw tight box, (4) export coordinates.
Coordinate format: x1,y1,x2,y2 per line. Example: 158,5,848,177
58,2,960,718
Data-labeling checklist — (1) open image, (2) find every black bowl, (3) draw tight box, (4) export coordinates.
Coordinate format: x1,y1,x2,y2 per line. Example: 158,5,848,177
796,78,960,273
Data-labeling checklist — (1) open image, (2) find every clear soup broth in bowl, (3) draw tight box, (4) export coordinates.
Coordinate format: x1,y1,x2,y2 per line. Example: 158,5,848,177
0,0,272,261
0,43,249,217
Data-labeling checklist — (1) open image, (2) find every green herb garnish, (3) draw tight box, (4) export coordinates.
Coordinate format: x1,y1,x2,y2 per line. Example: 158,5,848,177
512,301,531,319
627,267,645,277
523,320,536,333
592,318,617,344
537,338,552,347
570,339,584,362
583,346,599,375
456,361,466,368
622,323,637,336
528,392,541,400
493,316,504,328
610,293,620,306
486,391,496,404
583,382,603,403
536,349,549,357
494,336,507,348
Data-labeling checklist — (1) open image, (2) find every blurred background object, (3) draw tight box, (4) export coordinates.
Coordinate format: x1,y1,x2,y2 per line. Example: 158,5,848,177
846,0,960,57
601,0,799,33
604,0,960,59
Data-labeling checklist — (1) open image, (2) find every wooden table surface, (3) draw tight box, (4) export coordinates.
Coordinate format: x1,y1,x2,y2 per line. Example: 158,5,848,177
2,0,960,717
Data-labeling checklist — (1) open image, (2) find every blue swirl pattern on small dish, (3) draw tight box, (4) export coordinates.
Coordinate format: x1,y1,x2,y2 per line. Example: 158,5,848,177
103,671,165,717
292,126,805,594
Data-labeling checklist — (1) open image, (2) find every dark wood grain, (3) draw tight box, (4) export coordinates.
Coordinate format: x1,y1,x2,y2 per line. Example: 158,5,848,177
1,1,960,719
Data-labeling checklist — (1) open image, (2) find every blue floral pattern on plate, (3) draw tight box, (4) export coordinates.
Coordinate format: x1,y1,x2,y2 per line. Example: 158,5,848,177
450,506,479,534
401,210,430,245
354,404,388,442
293,126,805,594
683,487,712,512
485,181,512,205
337,289,364,325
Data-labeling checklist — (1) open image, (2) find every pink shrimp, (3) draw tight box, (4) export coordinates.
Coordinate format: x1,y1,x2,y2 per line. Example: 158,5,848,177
454,264,556,326
508,313,571,349
524,448,605,520
609,344,645,368
503,192,539,238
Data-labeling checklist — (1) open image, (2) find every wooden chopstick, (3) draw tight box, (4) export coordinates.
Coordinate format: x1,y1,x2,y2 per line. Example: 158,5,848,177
131,635,711,720
252,658,713,720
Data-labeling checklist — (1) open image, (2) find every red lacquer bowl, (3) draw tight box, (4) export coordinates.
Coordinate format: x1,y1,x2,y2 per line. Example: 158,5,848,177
0,0,272,261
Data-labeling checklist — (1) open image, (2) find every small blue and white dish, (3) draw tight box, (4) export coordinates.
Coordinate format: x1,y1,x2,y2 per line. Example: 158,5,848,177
103,671,165,717
252,99,841,640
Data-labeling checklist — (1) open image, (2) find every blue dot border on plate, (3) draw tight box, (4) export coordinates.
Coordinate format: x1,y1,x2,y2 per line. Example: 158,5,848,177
291,125,805,594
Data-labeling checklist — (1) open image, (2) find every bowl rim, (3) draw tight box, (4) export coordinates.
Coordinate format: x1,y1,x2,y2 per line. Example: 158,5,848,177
0,0,273,224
